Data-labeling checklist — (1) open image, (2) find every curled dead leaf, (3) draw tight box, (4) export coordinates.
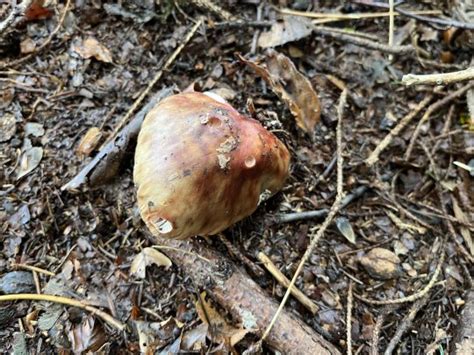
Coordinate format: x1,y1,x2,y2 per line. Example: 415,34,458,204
238,50,320,133
196,292,249,347
130,247,172,279
68,316,106,354
72,37,113,63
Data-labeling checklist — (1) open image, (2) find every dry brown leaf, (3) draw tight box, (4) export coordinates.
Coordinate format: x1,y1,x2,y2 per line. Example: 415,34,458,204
238,50,320,133
196,292,249,347
72,37,113,63
68,316,106,354
258,16,313,48
130,247,172,279
452,196,473,255
76,127,103,157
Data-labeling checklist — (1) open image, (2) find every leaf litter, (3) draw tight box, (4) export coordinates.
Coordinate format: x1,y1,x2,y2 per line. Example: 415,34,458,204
238,49,321,133
1,1,473,354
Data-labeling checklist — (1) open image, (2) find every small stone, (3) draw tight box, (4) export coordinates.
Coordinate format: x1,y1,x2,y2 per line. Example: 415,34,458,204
359,248,401,280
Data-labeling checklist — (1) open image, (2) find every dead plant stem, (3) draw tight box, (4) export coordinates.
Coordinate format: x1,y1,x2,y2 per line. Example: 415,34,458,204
0,293,125,330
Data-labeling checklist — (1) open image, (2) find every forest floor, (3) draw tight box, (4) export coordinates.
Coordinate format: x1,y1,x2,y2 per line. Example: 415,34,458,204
0,1,473,354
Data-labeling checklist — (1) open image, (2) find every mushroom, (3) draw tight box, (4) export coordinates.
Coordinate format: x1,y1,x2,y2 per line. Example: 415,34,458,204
134,92,290,239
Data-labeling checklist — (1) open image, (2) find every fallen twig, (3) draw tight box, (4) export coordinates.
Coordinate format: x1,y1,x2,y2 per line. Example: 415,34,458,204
61,87,174,190
402,67,474,86
278,7,441,20
212,20,272,29
311,25,414,55
257,252,319,315
388,0,395,59
262,89,348,341
370,311,385,355
405,82,474,160
346,281,353,355
0,293,125,330
190,0,236,21
152,235,340,354
395,4,474,30
352,0,474,29
11,263,55,276
272,185,368,224
0,0,32,34
0,0,70,69
384,296,430,355
365,94,433,166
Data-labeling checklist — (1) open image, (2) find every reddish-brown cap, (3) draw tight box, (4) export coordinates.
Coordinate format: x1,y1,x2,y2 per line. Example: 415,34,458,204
134,92,290,239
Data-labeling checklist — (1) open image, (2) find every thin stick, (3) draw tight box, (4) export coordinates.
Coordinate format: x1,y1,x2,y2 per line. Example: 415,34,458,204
278,8,441,19
261,89,348,341
370,312,385,355
383,296,430,355
0,0,71,69
388,0,395,61
12,263,55,276
190,0,235,21
346,281,353,355
352,0,474,30
272,186,368,224
0,293,125,330
405,82,474,160
0,0,33,34
257,252,319,315
152,245,211,263
402,67,474,86
365,95,432,166
311,26,414,55
105,18,203,143
355,246,445,305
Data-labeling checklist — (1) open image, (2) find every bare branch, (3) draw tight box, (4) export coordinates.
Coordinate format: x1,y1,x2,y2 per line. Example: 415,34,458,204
402,67,474,86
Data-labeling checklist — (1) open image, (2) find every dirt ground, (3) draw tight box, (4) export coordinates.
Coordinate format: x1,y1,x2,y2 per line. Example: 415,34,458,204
1,1,473,354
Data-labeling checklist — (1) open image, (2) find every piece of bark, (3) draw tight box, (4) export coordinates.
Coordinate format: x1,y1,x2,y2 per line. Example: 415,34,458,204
61,87,175,191
454,289,474,355
155,235,340,354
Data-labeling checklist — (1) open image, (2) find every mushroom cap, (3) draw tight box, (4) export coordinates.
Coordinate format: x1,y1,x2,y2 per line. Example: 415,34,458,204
134,92,290,239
